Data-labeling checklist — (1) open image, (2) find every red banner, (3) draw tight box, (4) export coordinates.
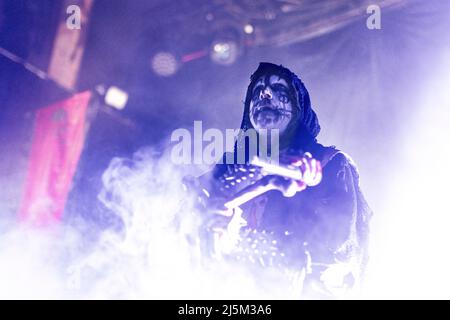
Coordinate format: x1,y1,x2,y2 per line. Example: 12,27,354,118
19,91,92,225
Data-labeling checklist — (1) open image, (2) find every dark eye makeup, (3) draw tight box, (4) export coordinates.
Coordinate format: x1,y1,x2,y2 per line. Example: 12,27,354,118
278,93,289,103
252,85,264,96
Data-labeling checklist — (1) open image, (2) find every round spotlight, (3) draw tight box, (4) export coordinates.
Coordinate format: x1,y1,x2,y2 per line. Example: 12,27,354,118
244,24,254,34
210,40,239,66
151,52,178,77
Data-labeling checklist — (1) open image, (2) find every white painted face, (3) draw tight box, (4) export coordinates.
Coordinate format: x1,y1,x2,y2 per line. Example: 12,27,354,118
249,74,293,134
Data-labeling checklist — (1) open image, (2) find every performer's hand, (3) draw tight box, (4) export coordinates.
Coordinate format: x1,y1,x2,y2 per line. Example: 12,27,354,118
203,196,238,233
204,201,246,255
206,196,234,217
291,152,322,187
271,152,322,197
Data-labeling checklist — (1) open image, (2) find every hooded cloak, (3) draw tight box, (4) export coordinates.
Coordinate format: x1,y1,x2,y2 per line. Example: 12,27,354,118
208,63,372,297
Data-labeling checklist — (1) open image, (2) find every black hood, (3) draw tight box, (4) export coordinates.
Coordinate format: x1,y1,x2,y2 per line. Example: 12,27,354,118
237,62,321,153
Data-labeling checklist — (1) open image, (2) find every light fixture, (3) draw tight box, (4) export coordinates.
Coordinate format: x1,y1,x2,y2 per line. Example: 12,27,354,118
103,86,129,110
210,39,239,66
151,51,178,77
244,24,254,34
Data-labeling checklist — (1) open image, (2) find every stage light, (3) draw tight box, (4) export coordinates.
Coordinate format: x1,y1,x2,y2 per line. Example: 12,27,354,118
104,86,129,110
244,24,254,34
151,51,178,77
210,39,239,66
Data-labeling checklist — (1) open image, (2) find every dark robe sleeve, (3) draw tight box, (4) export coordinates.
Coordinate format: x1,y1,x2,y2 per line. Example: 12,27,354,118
307,151,372,281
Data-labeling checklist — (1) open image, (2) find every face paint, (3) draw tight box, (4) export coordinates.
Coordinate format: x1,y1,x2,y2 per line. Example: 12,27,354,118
249,74,293,134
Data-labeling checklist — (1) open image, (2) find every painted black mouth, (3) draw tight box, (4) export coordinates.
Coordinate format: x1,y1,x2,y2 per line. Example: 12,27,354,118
252,107,285,127
252,105,291,120
255,105,278,113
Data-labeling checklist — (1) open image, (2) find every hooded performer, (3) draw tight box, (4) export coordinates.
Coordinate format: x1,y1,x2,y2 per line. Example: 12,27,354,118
197,62,372,298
